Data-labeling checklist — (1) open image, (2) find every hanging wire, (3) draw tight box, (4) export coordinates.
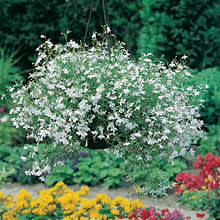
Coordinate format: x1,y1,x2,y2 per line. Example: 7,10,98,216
83,0,111,59
101,0,111,60
83,0,95,46
101,0,107,25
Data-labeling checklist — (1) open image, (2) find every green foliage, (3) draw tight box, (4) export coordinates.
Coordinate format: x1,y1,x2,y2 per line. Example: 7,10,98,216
0,116,27,147
197,125,220,156
45,164,74,186
0,145,39,184
0,46,22,110
0,167,15,187
99,203,116,219
190,67,220,126
163,159,188,179
208,189,220,219
188,67,220,156
74,153,124,188
127,156,187,197
45,149,125,188
138,0,220,69
0,0,141,73
178,189,210,210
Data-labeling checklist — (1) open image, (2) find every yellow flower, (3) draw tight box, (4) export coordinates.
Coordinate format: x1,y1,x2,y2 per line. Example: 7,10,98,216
201,185,207,190
184,190,189,194
135,187,141,193
0,192,5,199
132,199,146,210
191,195,197,199
2,210,18,220
80,217,89,220
22,209,32,214
88,208,100,218
180,184,185,189
207,176,213,181
96,193,111,205
57,190,79,214
80,185,90,195
15,189,32,211
6,194,15,208
111,209,120,215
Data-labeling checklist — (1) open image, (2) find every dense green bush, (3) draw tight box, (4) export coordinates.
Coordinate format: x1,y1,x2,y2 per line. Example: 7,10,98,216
0,46,22,110
190,67,220,126
196,125,220,156
45,149,125,188
208,188,220,220
0,145,39,184
0,0,141,74
138,0,220,69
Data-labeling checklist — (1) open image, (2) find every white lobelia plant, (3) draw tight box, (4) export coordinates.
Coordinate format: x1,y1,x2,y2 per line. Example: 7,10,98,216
9,31,204,193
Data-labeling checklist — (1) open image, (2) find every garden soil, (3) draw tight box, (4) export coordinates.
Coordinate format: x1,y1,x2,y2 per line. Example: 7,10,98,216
1,182,210,220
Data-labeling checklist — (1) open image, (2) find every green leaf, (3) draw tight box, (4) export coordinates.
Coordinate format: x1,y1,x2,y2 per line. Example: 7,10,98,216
108,168,121,177
45,175,64,186
99,170,108,178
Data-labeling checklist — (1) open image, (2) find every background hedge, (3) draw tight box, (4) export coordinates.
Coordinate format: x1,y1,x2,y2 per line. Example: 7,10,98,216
138,0,220,70
0,0,141,75
1,0,220,72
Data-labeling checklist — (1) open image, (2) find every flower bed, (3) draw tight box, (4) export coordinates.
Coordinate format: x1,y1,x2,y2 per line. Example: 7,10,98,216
0,182,206,220
174,153,220,211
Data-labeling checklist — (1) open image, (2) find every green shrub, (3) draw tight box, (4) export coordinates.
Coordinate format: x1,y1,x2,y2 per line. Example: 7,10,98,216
138,0,220,70
74,151,124,188
190,67,220,126
0,46,22,110
0,145,39,184
208,189,220,220
128,156,187,197
0,167,15,187
196,125,220,156
45,164,74,186
45,149,125,188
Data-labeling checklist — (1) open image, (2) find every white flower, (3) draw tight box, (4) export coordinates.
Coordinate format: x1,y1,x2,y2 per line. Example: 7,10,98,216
21,156,27,162
181,55,188,59
92,32,96,39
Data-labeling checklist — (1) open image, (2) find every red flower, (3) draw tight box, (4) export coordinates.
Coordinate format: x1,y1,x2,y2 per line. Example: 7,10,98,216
140,209,151,219
194,156,203,169
160,208,169,214
0,107,5,112
129,213,137,220
196,213,205,218
119,216,125,219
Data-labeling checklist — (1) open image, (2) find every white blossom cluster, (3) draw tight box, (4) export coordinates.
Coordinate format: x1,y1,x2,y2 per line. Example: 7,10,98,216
10,36,204,178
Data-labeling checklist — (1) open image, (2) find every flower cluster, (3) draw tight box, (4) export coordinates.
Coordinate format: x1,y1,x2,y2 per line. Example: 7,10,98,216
9,33,204,193
0,181,145,220
0,182,204,220
174,153,220,210
175,153,220,193
118,207,185,220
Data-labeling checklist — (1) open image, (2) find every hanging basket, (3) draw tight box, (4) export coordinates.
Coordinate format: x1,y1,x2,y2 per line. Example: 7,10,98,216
10,33,203,165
